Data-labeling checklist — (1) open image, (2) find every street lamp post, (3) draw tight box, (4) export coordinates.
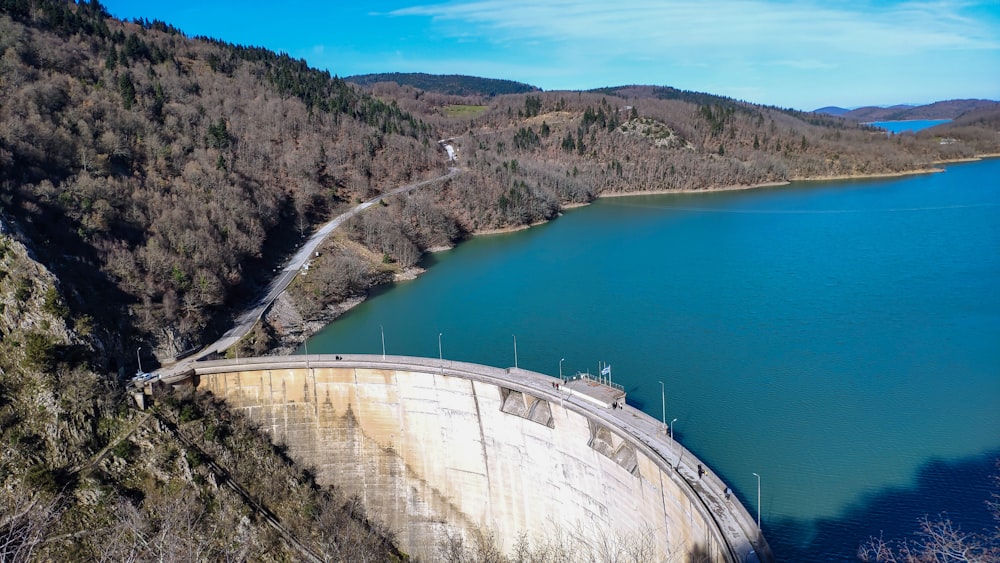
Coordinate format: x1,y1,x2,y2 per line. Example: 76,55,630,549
675,430,683,470
438,333,442,362
513,335,518,369
380,325,386,359
671,417,679,468
659,380,666,431
136,347,143,374
752,472,761,530
559,358,565,380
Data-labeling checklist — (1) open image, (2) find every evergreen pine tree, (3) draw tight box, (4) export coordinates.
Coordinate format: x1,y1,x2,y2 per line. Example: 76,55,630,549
118,72,135,109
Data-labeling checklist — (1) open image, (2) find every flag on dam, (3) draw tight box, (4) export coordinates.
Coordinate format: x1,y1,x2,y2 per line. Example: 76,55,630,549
601,364,611,376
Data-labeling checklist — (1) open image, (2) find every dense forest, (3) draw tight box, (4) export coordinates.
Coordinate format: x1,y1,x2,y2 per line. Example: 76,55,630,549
0,0,445,361
2,1,999,559
345,72,539,97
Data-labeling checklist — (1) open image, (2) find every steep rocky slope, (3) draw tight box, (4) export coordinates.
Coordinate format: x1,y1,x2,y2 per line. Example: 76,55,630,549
1,221,401,561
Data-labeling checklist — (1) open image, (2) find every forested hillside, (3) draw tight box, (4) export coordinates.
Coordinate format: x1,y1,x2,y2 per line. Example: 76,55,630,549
0,3,422,559
399,86,998,233
346,72,539,97
0,0,445,361
0,222,403,560
4,0,1000,368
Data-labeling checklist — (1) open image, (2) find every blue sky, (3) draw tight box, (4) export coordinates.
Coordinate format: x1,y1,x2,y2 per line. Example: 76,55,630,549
101,0,1000,110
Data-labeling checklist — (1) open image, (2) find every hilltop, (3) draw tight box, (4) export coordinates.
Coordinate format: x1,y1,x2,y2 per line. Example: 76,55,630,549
345,72,539,97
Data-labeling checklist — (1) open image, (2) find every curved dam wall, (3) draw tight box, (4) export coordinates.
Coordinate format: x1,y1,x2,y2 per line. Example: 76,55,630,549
191,355,769,562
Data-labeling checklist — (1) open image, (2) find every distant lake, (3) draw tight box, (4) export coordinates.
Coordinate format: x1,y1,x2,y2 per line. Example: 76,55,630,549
305,159,1000,561
868,119,951,134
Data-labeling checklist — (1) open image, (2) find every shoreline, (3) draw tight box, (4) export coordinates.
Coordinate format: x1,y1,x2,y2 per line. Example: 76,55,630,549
597,180,790,199
279,153,998,352
788,167,944,182
933,153,1000,164
597,165,962,200
588,154,998,202
473,218,551,236
861,118,951,124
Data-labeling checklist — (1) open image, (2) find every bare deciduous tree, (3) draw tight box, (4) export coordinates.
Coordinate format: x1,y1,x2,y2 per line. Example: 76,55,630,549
0,488,61,563
859,468,1000,563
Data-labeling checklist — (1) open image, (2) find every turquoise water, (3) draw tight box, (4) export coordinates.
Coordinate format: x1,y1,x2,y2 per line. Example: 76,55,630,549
305,159,1000,561
869,119,951,134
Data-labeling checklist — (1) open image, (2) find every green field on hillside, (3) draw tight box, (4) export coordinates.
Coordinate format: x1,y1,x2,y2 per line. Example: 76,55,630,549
444,104,489,118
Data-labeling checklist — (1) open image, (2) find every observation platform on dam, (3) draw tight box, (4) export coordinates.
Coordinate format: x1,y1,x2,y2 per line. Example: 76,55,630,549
559,371,626,408
142,354,773,563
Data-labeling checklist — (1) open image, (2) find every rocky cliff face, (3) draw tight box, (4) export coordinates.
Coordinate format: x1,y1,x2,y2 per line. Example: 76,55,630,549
0,218,109,474
0,220,75,346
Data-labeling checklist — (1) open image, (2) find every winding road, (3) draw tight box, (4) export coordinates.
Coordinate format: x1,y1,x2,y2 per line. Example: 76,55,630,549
150,164,460,380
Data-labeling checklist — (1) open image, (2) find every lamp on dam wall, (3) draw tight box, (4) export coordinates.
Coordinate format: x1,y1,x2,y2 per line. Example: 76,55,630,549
512,335,518,369
559,358,565,379
659,380,666,430
303,334,309,370
752,472,761,530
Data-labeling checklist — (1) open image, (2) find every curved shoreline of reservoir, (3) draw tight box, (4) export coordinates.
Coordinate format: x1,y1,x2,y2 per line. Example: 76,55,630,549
269,156,999,352
465,156,1000,239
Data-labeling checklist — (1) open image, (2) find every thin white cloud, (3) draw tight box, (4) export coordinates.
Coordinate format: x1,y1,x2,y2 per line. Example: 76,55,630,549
357,0,1000,107
388,0,1000,57
770,59,839,71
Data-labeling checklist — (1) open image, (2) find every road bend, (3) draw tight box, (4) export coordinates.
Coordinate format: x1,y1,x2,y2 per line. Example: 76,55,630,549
151,165,460,380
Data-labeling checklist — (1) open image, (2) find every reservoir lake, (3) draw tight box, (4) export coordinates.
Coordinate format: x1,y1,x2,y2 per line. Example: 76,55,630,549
305,158,1000,561
869,119,951,134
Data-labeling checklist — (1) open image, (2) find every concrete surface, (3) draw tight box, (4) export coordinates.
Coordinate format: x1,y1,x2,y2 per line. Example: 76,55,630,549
183,355,772,562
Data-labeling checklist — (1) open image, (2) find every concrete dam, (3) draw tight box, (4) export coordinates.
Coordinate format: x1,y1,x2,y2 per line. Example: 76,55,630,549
184,355,771,562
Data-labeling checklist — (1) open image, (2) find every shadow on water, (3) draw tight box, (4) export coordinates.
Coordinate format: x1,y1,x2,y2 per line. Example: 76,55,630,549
765,449,1000,562
624,392,647,412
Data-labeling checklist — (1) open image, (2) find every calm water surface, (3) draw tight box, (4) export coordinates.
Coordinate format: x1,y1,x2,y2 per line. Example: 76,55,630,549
306,159,1000,561
869,119,951,134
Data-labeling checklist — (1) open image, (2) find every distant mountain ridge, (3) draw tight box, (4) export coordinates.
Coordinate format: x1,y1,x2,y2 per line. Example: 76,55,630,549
813,106,851,116
345,72,540,97
588,84,748,110
814,99,1000,121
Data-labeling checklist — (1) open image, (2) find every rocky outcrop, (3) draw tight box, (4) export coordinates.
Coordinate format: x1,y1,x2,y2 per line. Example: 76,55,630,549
0,222,76,347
